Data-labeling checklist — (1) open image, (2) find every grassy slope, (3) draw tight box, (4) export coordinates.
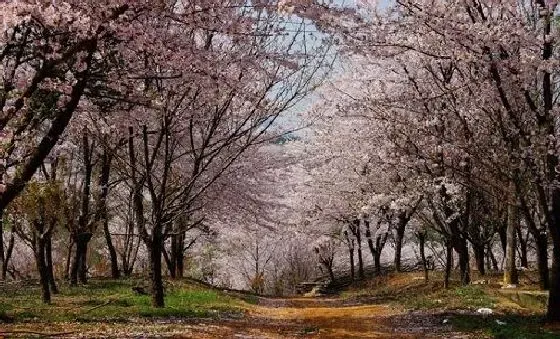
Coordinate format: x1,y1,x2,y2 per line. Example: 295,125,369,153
0,278,243,324
341,271,559,339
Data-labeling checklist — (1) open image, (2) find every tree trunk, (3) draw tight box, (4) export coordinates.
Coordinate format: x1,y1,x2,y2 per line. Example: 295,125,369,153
504,198,519,286
122,217,137,277
70,236,81,286
70,233,91,285
169,233,185,279
418,232,428,281
345,229,355,280
73,129,93,285
535,231,549,290
100,150,119,279
150,236,165,307
517,227,528,268
365,222,381,275
348,244,355,281
355,224,364,279
78,236,89,284
456,239,470,285
327,265,335,282
394,217,406,272
2,224,15,280
163,245,176,279
444,241,452,289
0,211,4,281
35,237,51,304
375,235,386,275
45,233,58,294
547,236,560,322
519,193,547,288
104,220,120,279
546,184,560,322
65,237,73,280
176,246,184,279
473,243,485,276
366,235,377,274
498,223,507,257
487,243,499,272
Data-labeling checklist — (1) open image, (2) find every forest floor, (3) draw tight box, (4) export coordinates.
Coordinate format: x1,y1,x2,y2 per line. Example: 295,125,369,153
1,272,559,338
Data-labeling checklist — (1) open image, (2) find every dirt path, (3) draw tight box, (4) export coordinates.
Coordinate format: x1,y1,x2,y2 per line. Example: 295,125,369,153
234,297,464,338
1,297,472,338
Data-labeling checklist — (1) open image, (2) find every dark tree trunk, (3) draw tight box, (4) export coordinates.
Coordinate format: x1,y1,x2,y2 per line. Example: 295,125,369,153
546,185,560,322
518,193,548,289
394,216,406,272
327,265,335,282
345,230,355,281
375,235,387,275
535,232,549,290
366,241,376,273
473,243,485,276
65,236,73,280
122,216,137,277
374,251,381,275
487,244,499,271
104,219,120,279
35,237,51,304
71,130,93,285
79,238,89,284
504,198,519,286
354,221,364,279
366,236,377,274
349,244,355,281
0,210,15,281
70,236,81,286
2,224,15,281
418,232,428,281
547,238,560,322
0,210,4,281
175,246,184,279
536,0,559,322
169,233,185,279
99,151,119,279
358,243,365,279
163,245,175,278
365,221,383,275
45,234,58,294
456,239,470,285
393,199,422,272
517,227,528,268
498,223,507,256
444,241,453,289
150,235,165,307
485,244,492,272
70,233,91,285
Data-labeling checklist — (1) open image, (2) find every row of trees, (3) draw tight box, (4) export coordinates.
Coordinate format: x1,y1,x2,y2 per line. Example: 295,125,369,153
0,0,328,307
293,0,560,323
4,0,560,325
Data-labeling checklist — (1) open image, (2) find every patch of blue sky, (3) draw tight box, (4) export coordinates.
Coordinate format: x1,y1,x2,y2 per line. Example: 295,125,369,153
261,0,393,141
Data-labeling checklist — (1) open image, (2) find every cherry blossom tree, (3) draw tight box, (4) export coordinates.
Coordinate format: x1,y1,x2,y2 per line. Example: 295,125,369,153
298,0,560,322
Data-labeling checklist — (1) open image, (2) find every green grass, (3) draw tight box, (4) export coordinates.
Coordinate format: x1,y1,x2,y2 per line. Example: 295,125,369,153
449,314,558,339
340,272,560,338
341,273,497,311
0,278,243,323
402,285,496,310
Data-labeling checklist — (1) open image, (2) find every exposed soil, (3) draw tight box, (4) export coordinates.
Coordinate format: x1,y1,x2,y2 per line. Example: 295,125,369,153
1,296,478,338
